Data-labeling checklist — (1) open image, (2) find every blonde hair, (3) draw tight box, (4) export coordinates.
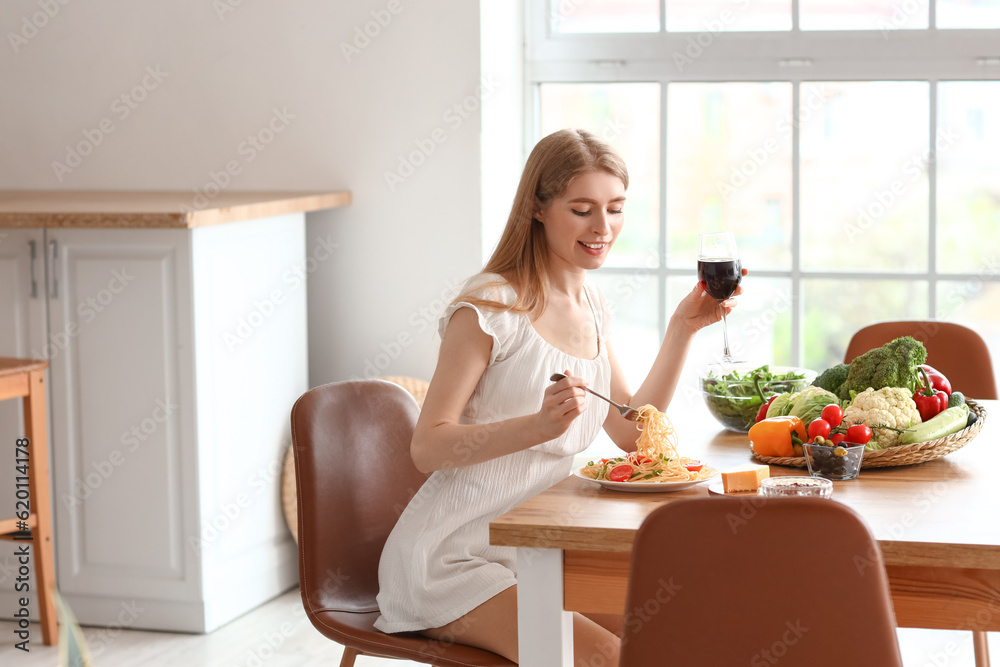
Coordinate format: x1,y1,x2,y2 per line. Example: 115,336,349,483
459,129,628,316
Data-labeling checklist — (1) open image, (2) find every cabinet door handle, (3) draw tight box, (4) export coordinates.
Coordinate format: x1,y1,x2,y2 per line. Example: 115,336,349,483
29,240,38,298
48,240,59,299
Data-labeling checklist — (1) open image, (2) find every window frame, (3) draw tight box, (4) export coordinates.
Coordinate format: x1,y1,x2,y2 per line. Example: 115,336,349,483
524,0,1000,367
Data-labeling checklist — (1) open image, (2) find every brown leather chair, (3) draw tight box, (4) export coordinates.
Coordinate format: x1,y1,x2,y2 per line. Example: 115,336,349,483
844,320,997,400
282,376,430,544
290,379,514,667
619,497,903,667
845,320,996,666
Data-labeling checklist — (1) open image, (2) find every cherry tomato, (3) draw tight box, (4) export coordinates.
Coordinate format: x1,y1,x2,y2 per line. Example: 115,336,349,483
807,418,831,440
608,464,634,482
684,460,704,472
830,433,847,445
846,424,872,445
821,404,844,428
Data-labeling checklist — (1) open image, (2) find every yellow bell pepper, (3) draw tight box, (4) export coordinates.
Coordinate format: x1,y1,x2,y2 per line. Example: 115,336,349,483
749,416,807,457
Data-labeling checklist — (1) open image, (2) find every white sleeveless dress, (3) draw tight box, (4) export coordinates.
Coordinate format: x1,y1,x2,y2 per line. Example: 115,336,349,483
374,273,613,633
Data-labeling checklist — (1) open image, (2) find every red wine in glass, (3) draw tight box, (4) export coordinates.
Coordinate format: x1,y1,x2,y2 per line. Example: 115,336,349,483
697,232,742,364
698,258,743,301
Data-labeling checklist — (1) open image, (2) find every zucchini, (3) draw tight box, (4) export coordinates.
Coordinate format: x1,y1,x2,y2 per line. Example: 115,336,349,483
899,404,970,445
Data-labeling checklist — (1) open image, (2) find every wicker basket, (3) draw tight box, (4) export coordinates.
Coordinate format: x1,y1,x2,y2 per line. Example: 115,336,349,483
751,398,988,469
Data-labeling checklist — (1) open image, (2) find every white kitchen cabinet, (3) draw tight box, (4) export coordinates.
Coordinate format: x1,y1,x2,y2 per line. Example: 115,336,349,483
0,191,349,632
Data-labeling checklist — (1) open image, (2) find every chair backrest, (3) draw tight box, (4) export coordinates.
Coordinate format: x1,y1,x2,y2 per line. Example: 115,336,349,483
290,379,428,614
844,320,997,399
619,497,902,667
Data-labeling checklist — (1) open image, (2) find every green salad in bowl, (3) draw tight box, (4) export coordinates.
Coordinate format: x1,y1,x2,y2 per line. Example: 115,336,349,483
700,364,816,432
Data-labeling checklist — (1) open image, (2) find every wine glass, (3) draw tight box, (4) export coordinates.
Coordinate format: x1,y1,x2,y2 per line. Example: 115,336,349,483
698,232,743,365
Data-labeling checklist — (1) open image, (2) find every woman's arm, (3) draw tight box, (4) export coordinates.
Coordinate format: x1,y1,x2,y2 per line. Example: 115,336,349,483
602,277,746,450
410,307,589,473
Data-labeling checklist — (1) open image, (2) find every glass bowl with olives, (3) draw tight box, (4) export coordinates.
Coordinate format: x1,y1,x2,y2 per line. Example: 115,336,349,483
802,440,865,481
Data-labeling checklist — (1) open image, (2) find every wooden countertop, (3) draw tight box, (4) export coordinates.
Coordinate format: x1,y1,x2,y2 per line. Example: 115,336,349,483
0,357,48,377
0,190,352,229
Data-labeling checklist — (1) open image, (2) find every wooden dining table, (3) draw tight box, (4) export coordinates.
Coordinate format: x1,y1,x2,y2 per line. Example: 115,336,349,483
490,396,999,667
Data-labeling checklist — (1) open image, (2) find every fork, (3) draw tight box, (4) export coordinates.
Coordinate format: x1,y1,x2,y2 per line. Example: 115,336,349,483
549,373,641,421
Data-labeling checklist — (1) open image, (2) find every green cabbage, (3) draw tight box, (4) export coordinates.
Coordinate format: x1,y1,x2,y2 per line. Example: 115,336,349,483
766,392,795,418
786,386,839,426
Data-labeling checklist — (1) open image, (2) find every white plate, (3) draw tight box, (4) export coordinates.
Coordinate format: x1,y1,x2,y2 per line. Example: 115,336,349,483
573,468,718,493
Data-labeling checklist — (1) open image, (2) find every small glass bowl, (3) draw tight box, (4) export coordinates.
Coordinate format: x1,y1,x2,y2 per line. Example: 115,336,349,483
760,476,833,498
802,442,865,481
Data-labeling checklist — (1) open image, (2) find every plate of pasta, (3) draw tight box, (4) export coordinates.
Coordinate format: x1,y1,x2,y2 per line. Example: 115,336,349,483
576,404,718,493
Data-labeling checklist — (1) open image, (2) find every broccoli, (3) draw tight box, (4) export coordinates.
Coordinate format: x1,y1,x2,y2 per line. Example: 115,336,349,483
812,363,850,394
837,336,928,401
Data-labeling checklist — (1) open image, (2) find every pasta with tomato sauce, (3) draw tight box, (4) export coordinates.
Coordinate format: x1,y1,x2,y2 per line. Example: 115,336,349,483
579,404,717,483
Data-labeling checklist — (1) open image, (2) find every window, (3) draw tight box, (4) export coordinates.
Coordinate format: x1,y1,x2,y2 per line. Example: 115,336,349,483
524,0,1000,395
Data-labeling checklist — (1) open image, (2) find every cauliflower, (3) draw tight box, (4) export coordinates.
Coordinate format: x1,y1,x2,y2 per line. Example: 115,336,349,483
843,387,921,449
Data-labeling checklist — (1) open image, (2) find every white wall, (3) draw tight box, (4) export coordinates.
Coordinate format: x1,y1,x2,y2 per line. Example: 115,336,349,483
0,0,485,386
481,0,525,262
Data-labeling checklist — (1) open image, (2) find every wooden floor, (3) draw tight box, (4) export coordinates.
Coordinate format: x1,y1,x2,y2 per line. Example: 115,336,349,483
0,587,994,665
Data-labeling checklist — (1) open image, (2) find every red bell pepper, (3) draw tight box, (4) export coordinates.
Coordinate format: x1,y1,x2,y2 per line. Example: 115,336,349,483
919,364,951,396
753,373,778,423
756,395,777,423
913,367,948,422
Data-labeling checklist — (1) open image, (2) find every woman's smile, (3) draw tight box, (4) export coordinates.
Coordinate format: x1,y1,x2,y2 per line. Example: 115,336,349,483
578,240,609,256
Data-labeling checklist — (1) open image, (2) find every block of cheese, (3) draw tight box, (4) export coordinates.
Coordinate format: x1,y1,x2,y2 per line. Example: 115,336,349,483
721,464,770,493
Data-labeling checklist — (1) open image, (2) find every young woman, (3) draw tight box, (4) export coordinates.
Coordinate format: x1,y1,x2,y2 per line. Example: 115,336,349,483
374,129,745,663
